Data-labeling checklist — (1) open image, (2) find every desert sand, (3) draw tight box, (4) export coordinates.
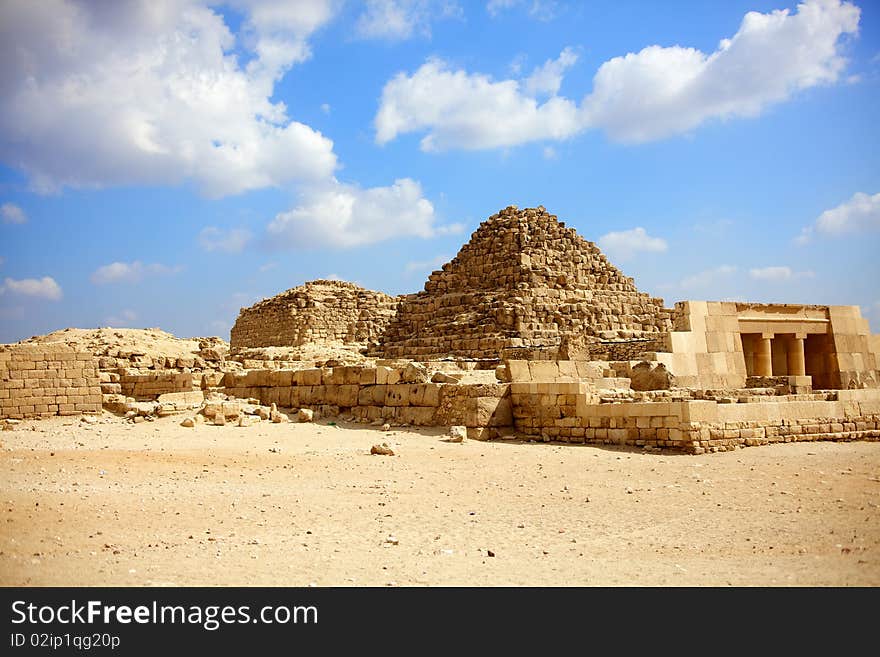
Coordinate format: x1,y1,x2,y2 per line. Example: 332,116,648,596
1,413,878,587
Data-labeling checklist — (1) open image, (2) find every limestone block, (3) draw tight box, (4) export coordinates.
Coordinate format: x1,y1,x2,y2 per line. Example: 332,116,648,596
269,370,293,387
528,361,560,381
337,384,360,407
505,360,531,381
300,369,322,386
157,391,204,405
323,368,345,386
385,385,411,406
398,406,436,425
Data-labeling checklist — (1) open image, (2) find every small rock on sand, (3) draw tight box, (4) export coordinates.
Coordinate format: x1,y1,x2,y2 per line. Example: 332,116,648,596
371,443,394,456
449,425,467,443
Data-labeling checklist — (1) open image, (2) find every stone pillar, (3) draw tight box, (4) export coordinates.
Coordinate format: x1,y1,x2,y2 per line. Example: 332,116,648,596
755,334,773,377
787,334,806,377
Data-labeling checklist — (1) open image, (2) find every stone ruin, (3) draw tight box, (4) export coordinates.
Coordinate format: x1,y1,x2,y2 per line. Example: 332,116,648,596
375,205,673,360
3,204,879,454
0,344,102,419
231,279,400,351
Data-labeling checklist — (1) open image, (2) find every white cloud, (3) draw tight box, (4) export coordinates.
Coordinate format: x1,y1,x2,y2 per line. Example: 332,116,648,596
355,0,462,41
680,265,737,291
524,47,578,96
598,227,667,261
749,266,815,281
229,0,337,74
379,0,860,150
375,53,581,150
583,0,860,143
267,178,458,248
405,253,450,274
320,103,331,114
435,222,466,236
105,309,138,327
1,202,27,224
198,226,253,253
259,261,278,272
542,146,557,160
90,261,181,285
487,0,559,21
0,276,62,300
0,203,27,224
323,273,343,281
0,0,338,196
487,0,517,15
797,191,880,244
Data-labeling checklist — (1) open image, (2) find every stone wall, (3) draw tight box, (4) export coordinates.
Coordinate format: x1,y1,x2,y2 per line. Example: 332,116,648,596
653,301,749,389
0,344,101,419
590,336,670,361
214,360,880,453
376,206,673,360
117,371,195,401
827,305,879,389
231,280,400,350
509,384,880,454
221,365,512,430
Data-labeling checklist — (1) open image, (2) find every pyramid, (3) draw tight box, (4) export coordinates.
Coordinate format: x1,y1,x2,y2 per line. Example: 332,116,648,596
376,205,673,359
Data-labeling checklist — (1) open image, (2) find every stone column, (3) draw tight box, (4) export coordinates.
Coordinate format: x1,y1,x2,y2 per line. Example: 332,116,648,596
787,334,806,376
755,333,773,377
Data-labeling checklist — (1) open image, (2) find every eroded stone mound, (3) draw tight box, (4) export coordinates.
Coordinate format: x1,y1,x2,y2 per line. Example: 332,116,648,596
18,327,228,368
231,280,400,350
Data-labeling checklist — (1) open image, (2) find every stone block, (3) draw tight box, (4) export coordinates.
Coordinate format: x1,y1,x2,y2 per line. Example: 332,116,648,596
385,385,410,406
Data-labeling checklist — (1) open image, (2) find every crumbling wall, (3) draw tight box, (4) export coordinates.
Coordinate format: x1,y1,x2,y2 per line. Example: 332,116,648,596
589,336,670,361
117,371,195,401
376,206,673,360
221,365,512,430
0,344,101,419
231,280,400,349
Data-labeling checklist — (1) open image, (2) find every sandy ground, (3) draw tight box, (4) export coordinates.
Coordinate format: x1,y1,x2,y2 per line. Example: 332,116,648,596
1,413,879,587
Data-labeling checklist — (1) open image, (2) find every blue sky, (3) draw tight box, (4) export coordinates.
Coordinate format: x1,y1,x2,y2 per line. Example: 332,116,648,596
0,0,878,342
